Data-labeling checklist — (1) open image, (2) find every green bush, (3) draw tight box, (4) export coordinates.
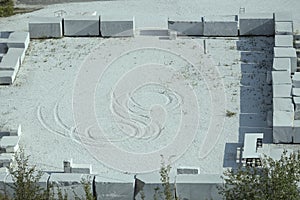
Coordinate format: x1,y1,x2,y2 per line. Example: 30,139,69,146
0,0,14,17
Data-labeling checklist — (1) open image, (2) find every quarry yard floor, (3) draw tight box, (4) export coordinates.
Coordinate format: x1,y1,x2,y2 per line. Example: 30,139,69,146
0,0,299,179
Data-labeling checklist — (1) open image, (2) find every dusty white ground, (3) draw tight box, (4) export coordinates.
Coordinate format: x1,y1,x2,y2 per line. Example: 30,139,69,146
0,0,299,179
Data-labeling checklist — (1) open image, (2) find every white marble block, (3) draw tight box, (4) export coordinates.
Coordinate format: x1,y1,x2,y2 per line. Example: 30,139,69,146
100,15,135,37
0,70,16,85
6,32,30,49
275,21,293,35
272,57,291,74
0,136,20,153
274,47,297,73
239,13,274,36
0,51,20,71
63,16,100,36
275,35,293,47
273,111,294,143
272,71,291,85
29,17,63,39
95,175,134,200
175,174,222,200
274,12,293,22
273,98,294,112
168,17,204,36
272,84,292,98
203,15,238,36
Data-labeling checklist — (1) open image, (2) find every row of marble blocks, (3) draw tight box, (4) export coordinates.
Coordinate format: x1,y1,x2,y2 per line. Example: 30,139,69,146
271,12,298,143
29,15,135,38
0,32,29,85
0,125,21,169
168,12,290,36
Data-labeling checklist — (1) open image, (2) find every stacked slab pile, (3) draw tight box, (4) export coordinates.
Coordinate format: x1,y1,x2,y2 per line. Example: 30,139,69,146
0,32,29,85
29,15,135,38
271,13,300,143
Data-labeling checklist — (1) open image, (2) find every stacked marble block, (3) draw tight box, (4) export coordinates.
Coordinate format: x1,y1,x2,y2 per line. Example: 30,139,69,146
0,32,29,84
29,15,135,38
271,13,299,143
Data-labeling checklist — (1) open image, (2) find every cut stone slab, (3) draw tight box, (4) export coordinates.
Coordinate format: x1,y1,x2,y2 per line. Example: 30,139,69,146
293,88,300,97
2,47,26,67
0,51,20,71
29,17,63,39
203,15,238,36
175,174,223,200
95,174,134,200
275,21,293,35
272,84,292,98
0,136,19,153
0,70,16,85
292,72,300,88
168,16,203,36
7,32,30,49
63,16,100,36
294,97,300,120
271,71,291,85
274,12,293,22
273,98,294,112
275,35,293,47
274,47,297,73
100,15,134,37
239,13,274,36
273,111,294,143
49,173,94,199
272,57,291,74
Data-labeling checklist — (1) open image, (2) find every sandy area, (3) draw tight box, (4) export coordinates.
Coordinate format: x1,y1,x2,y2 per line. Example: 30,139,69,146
0,0,298,178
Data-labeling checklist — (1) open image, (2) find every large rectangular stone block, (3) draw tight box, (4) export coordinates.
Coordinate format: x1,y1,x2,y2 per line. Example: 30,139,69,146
275,35,293,47
100,15,134,37
29,17,63,39
272,57,291,74
272,71,291,85
175,174,222,200
239,13,274,36
0,136,20,153
273,111,294,143
292,72,300,88
63,16,100,36
95,175,134,200
272,84,292,98
49,173,94,199
274,47,297,73
203,15,238,36
273,98,294,112
6,32,30,49
275,21,293,35
0,51,20,71
135,173,175,200
274,12,293,22
0,70,16,85
0,153,14,168
293,88,300,97
168,17,203,36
